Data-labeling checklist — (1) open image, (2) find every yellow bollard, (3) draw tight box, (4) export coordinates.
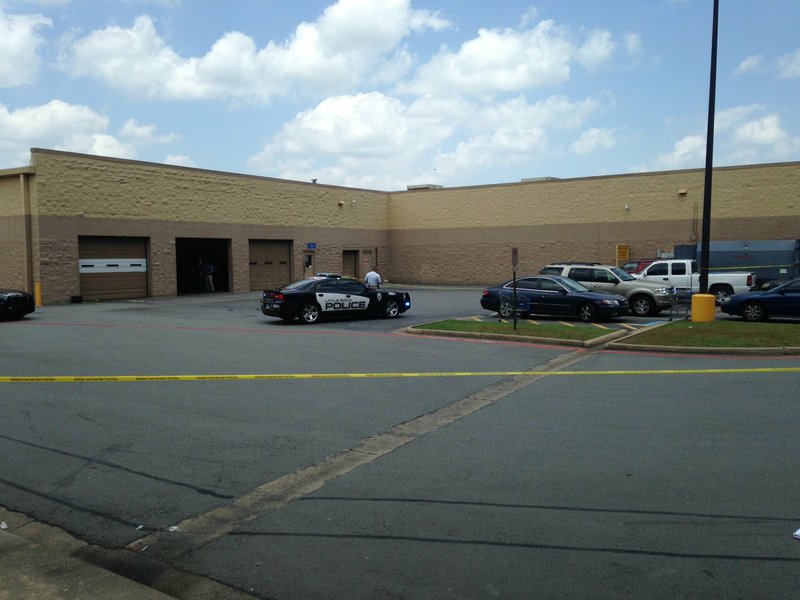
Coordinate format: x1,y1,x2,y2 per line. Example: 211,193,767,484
691,293,716,322
34,282,42,307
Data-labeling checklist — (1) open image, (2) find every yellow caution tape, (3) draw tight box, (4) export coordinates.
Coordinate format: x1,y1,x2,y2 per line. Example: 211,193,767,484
1,367,799,383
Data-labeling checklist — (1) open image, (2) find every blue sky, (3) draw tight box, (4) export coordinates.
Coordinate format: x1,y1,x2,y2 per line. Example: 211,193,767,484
1,0,798,190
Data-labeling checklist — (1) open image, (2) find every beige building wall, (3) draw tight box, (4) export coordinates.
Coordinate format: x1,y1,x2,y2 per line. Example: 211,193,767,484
387,163,800,284
24,150,390,304
1,149,797,301
0,169,34,291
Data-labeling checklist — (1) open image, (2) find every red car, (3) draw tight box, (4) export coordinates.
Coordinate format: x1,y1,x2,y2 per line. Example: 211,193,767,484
620,259,657,274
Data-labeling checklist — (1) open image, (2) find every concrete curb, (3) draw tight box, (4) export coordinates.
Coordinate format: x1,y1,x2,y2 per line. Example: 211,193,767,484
404,324,629,349
606,342,800,355
0,506,255,600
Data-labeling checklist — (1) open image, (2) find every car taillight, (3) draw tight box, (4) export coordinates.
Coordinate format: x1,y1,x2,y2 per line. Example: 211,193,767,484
747,274,753,286
482,290,489,297
274,293,284,301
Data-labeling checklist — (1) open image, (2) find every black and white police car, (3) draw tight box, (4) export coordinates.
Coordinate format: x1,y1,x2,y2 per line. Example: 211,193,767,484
261,276,411,324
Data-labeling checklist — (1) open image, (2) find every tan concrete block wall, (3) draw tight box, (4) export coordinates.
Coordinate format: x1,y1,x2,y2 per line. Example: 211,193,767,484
149,237,177,297
388,163,800,231
18,150,800,297
0,176,21,218
388,163,800,284
36,237,80,302
0,176,29,290
28,150,392,302
32,215,390,302
0,239,29,289
31,150,389,229
388,214,800,286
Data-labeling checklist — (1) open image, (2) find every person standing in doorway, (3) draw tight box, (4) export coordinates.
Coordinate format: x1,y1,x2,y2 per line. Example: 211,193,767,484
364,267,381,288
204,259,215,292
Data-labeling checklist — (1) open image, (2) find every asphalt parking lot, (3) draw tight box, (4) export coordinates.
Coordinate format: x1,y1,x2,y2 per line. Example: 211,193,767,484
2,287,799,599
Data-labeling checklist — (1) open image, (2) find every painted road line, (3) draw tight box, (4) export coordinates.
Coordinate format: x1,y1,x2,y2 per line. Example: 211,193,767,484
557,321,575,327
2,367,800,383
590,323,610,330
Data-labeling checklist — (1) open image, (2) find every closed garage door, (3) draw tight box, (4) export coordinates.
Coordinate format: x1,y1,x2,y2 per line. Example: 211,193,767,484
249,240,291,290
79,236,148,301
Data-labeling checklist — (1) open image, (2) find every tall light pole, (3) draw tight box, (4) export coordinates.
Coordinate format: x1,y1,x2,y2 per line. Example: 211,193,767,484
699,0,719,293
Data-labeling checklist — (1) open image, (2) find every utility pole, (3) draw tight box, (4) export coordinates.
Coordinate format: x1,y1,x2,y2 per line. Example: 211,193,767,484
699,0,719,293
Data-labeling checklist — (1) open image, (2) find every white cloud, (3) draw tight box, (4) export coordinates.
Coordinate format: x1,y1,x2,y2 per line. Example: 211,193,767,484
400,19,615,96
734,54,761,75
164,154,196,167
0,100,136,165
654,106,798,170
59,0,451,102
724,114,798,164
433,126,549,179
571,128,615,155
732,115,789,147
0,7,52,88
575,29,615,70
717,106,797,159
248,90,604,188
624,33,642,56
715,104,762,131
249,91,449,188
474,94,600,132
400,21,572,95
65,133,137,159
656,135,706,169
119,118,179,144
777,48,800,79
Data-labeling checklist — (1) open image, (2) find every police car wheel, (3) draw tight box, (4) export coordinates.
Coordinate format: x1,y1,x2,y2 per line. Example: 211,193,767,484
299,303,320,324
383,300,400,318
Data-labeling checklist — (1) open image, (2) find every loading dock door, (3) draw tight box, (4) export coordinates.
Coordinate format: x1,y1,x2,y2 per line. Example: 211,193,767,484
249,240,292,290
79,236,148,301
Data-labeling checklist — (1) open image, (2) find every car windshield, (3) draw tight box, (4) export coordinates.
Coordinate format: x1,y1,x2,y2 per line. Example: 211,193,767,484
560,278,589,292
611,267,636,281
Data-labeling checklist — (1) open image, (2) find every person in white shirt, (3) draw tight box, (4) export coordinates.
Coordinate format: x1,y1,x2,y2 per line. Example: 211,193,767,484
364,269,382,288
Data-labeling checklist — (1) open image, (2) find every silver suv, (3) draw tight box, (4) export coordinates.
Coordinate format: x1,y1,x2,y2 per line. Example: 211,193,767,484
540,263,672,316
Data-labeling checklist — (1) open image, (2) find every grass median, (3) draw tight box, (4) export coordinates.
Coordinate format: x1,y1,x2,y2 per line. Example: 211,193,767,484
622,318,800,348
411,317,800,348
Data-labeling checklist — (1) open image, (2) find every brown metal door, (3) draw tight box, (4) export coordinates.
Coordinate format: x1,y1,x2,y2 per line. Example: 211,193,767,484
249,240,292,290
342,250,358,278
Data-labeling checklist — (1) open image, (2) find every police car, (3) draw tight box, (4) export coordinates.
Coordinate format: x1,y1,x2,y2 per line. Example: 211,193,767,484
261,276,411,324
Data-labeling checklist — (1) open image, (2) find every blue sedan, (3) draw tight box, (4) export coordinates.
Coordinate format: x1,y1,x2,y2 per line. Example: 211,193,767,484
720,277,800,321
481,274,628,322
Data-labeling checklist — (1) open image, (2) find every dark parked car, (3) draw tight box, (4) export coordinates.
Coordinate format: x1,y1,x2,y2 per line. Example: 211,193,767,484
480,275,628,322
0,288,35,320
720,277,800,321
261,276,411,324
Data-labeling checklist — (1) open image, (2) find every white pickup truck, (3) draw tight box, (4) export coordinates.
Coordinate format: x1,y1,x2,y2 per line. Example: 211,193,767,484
635,259,756,303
